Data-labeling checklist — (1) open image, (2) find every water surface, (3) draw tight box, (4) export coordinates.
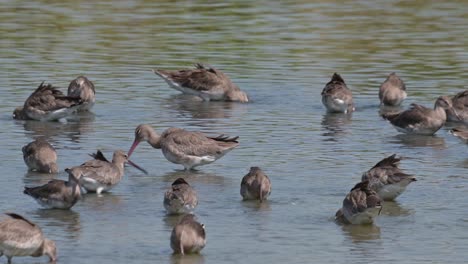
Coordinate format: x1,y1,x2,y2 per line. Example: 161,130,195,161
1,1,468,263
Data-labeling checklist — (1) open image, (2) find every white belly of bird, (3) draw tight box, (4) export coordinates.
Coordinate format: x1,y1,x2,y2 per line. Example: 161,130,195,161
28,106,79,121
346,207,381,225
80,177,112,194
163,77,225,101
163,149,217,169
378,183,408,201
322,97,349,113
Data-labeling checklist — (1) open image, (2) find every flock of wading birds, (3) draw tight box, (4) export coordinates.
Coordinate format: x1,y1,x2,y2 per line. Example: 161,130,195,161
1,64,468,263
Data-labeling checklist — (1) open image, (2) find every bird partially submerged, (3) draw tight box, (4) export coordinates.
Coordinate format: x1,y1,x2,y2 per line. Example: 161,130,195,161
335,181,382,225
13,82,83,121
153,63,249,102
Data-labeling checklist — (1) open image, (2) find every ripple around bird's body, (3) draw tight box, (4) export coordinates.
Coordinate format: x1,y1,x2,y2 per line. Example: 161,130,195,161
1,1,468,263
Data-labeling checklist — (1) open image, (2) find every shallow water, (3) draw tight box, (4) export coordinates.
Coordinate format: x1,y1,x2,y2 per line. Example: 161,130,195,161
1,1,468,263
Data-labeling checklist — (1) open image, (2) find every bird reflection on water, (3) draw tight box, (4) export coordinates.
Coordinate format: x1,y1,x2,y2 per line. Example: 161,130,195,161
321,112,352,140
18,112,95,144
31,208,81,240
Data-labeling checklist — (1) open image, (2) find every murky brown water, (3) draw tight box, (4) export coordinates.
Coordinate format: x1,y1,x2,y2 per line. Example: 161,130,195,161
1,1,468,263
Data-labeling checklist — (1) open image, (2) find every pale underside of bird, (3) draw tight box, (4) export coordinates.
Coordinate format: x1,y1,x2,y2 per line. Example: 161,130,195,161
0,213,57,264
153,63,249,103
321,73,355,113
128,124,239,170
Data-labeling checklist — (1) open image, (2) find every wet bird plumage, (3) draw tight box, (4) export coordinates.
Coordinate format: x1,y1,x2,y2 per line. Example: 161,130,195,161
13,82,83,121
321,73,354,113
67,76,96,111
240,167,272,202
170,214,206,255
335,181,382,225
361,154,416,201
379,72,407,106
164,178,198,215
23,168,82,209
382,97,449,135
153,63,249,102
22,138,58,174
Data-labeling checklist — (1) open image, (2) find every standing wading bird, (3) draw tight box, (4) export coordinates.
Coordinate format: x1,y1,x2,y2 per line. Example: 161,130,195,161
437,90,468,123
69,150,146,194
361,154,416,201
24,167,82,209
335,181,382,225
381,96,450,135
379,72,407,106
152,63,249,102
164,178,198,215
67,76,96,111
170,214,206,255
0,213,57,263
13,82,83,121
22,138,58,174
128,124,239,170
240,167,271,202
321,73,355,113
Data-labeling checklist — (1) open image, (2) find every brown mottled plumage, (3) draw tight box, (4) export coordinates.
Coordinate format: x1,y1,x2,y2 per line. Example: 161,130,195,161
67,76,96,111
437,90,468,123
13,82,83,121
69,150,146,194
128,124,239,170
362,154,416,201
379,72,407,106
450,127,468,143
240,167,271,202
335,181,382,225
24,167,82,209
153,63,248,102
164,178,198,215
321,73,354,113
22,138,58,174
0,213,56,263
170,214,206,255
382,97,449,135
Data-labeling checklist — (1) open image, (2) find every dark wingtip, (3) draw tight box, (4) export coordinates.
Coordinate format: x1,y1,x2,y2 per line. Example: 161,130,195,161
210,134,239,143
331,73,345,83
5,213,36,226
90,150,109,162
